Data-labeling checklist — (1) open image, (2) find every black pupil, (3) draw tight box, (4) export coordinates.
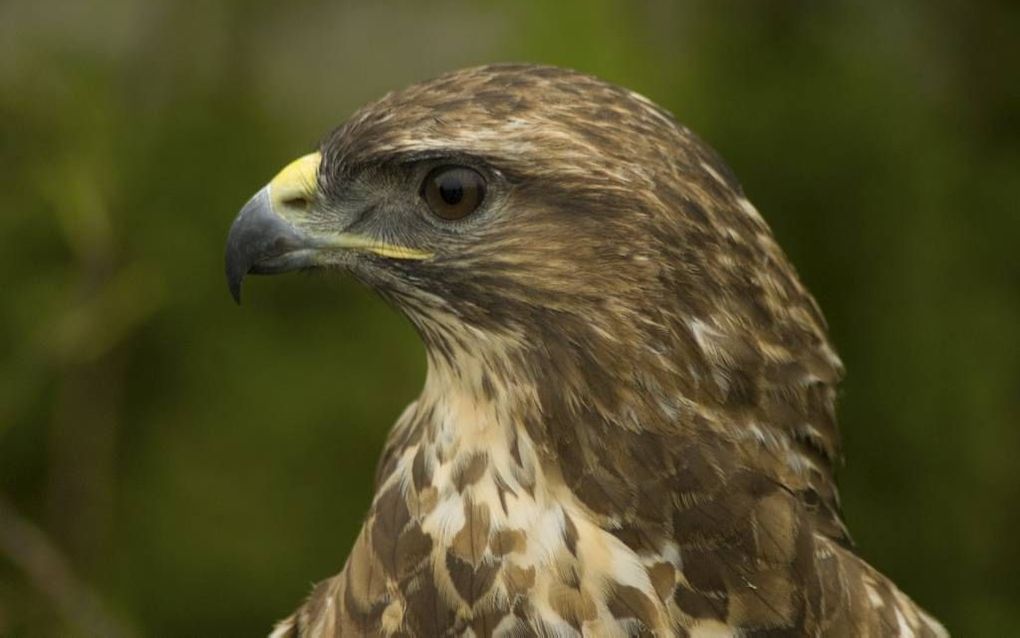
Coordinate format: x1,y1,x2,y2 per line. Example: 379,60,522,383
438,175,464,205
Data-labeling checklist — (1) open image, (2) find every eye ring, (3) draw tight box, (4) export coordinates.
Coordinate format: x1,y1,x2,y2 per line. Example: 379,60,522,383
420,165,486,221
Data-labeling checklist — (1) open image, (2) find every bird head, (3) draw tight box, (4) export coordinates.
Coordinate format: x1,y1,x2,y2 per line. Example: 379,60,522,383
226,64,840,421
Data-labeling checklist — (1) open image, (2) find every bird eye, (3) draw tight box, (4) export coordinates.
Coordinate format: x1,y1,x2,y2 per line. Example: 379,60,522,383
421,166,486,220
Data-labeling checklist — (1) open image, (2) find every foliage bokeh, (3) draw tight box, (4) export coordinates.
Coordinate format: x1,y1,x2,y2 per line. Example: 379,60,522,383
1,1,1017,635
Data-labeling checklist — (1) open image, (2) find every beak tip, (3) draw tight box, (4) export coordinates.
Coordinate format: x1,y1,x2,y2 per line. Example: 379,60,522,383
225,187,276,306
225,241,247,305
225,175,320,305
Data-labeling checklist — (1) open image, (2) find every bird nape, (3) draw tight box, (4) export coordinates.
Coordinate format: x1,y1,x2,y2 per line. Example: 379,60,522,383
225,64,947,637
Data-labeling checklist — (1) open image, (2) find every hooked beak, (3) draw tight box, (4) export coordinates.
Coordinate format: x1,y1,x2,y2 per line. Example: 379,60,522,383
225,152,431,304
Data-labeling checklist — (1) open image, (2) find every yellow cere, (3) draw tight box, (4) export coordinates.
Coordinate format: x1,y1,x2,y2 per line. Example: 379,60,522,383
268,152,322,208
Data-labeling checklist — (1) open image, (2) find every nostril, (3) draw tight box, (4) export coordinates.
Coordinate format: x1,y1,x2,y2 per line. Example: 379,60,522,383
282,196,310,210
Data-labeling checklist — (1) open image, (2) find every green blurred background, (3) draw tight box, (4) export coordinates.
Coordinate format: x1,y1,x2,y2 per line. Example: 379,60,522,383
1,0,1017,635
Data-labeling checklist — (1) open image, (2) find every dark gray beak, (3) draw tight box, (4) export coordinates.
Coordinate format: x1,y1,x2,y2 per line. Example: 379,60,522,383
224,187,314,304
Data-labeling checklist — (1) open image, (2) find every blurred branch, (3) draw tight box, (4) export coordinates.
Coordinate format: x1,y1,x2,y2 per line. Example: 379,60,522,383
0,493,139,638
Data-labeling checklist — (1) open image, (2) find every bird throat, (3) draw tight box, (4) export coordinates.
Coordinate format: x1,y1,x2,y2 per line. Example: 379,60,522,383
356,333,680,634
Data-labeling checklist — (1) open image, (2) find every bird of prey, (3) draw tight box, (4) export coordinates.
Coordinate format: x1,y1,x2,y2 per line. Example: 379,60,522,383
226,64,947,637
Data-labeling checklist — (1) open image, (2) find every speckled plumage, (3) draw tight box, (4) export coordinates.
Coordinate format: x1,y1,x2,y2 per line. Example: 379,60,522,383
253,64,946,637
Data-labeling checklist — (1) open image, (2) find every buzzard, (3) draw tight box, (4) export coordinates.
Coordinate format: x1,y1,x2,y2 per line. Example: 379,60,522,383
225,64,947,637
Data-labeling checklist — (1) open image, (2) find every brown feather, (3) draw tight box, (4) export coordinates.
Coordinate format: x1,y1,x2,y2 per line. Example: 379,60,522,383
264,64,946,637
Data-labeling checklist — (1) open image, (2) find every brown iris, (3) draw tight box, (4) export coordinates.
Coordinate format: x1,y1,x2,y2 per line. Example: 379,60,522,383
421,166,486,220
